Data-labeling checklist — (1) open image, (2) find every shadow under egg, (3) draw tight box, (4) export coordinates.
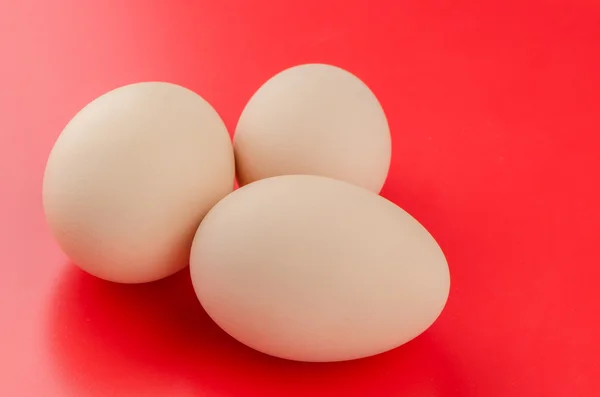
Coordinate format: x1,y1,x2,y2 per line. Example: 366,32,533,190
45,263,226,396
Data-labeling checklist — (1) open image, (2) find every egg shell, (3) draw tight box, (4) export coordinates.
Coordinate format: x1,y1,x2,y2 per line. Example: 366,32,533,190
43,82,235,283
233,63,391,193
190,174,450,362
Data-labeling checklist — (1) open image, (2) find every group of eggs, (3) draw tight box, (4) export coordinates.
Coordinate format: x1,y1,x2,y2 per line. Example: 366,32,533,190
43,63,450,363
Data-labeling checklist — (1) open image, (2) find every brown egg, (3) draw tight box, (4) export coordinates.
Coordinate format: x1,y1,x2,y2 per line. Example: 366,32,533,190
43,82,235,283
190,175,450,362
234,63,391,193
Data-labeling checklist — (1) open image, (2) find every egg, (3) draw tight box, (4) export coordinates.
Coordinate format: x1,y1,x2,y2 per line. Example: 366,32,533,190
43,82,235,283
190,175,449,362
233,63,391,193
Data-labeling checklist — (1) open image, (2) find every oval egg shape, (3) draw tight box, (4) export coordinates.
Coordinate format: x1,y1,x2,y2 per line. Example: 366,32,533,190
233,63,391,193
190,174,449,362
43,82,235,283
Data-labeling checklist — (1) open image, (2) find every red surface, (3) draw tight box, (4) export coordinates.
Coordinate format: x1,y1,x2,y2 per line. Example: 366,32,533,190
2,1,600,396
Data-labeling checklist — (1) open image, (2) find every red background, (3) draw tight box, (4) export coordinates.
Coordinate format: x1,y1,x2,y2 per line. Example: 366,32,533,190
1,1,599,396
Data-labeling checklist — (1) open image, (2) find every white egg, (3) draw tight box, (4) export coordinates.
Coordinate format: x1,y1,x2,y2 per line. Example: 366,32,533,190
234,64,391,193
190,175,450,362
43,82,235,283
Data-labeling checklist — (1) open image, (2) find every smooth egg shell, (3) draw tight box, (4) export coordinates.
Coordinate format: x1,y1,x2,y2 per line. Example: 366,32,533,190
233,63,391,193
43,82,235,283
190,174,450,362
